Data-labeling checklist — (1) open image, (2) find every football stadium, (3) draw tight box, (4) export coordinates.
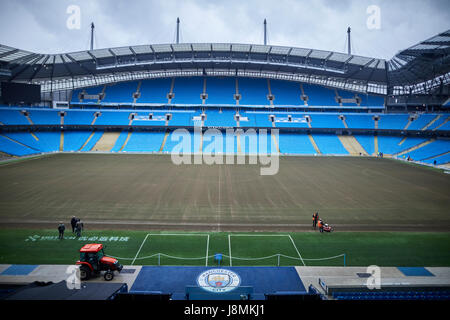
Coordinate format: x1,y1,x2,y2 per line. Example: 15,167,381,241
0,0,449,307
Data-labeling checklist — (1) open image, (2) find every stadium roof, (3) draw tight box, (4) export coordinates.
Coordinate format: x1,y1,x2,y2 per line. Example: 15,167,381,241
0,42,387,92
387,29,450,92
0,30,448,95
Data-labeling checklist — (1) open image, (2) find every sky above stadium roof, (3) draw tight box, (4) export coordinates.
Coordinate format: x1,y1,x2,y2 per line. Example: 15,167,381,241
0,0,449,60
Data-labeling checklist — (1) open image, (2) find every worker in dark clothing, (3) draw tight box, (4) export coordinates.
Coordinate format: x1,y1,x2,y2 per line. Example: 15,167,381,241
312,212,319,229
75,219,83,237
58,222,65,239
70,216,77,233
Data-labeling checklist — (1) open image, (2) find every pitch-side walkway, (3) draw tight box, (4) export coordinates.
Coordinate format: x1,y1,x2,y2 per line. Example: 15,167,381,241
1,264,449,300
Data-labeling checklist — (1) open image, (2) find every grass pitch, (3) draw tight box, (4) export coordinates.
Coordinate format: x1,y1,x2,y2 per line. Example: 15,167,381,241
0,153,449,267
0,153,449,231
0,229,449,267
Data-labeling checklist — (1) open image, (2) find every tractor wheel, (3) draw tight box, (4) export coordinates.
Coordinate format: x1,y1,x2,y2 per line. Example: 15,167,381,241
80,265,91,281
104,270,114,281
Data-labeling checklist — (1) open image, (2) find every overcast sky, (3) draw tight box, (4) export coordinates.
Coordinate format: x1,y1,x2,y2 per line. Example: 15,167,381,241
0,0,449,59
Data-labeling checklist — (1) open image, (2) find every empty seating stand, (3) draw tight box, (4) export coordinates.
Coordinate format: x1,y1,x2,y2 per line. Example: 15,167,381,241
302,83,337,106
0,109,29,125
171,77,204,105
1,105,449,161
238,78,269,105
332,290,450,300
138,79,172,104
102,81,138,103
270,80,302,106
204,77,236,105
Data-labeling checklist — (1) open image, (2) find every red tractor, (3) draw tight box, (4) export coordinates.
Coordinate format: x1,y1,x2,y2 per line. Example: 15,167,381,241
76,244,123,281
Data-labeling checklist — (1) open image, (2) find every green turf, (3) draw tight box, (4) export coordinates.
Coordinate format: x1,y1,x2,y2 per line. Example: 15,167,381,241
0,229,449,267
0,153,449,229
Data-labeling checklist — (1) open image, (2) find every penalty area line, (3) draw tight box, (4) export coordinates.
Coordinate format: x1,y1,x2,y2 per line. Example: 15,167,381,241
132,233,150,266
288,235,306,266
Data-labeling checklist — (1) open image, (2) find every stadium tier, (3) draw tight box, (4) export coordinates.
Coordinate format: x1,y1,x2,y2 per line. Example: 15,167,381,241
0,105,449,163
332,290,450,301
0,70,448,164
68,78,385,107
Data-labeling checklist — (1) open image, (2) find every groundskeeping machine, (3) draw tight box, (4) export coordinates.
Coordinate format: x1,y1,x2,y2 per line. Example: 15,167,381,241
76,243,123,281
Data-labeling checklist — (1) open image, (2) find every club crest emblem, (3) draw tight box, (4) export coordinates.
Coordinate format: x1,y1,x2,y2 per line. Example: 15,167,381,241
197,269,241,293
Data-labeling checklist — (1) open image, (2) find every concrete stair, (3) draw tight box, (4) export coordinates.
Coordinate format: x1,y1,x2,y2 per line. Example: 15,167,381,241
91,132,121,152
119,131,132,152
271,130,280,153
338,135,369,155
394,139,436,157
59,132,64,151
374,135,378,155
403,119,413,130
0,134,39,152
433,116,449,131
308,134,321,154
422,115,441,130
159,130,170,152
78,131,96,151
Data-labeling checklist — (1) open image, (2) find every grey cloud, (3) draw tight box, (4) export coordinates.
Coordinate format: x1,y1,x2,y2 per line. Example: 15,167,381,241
0,0,448,59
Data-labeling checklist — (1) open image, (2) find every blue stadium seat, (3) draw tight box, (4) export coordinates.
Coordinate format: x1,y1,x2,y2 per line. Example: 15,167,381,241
270,80,302,106
238,78,269,105
302,83,337,106
171,77,203,105
204,109,236,127
0,109,29,125
205,77,236,105
102,81,138,103
138,78,171,104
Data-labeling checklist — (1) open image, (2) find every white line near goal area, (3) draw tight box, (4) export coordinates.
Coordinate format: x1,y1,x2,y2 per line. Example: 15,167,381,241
228,234,306,267
131,233,210,266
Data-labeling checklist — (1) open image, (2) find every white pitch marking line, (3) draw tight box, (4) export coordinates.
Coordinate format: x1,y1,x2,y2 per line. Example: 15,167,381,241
206,234,210,267
132,233,150,266
147,233,209,236
229,234,306,266
228,234,232,267
229,234,292,237
288,235,306,266
133,233,210,266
